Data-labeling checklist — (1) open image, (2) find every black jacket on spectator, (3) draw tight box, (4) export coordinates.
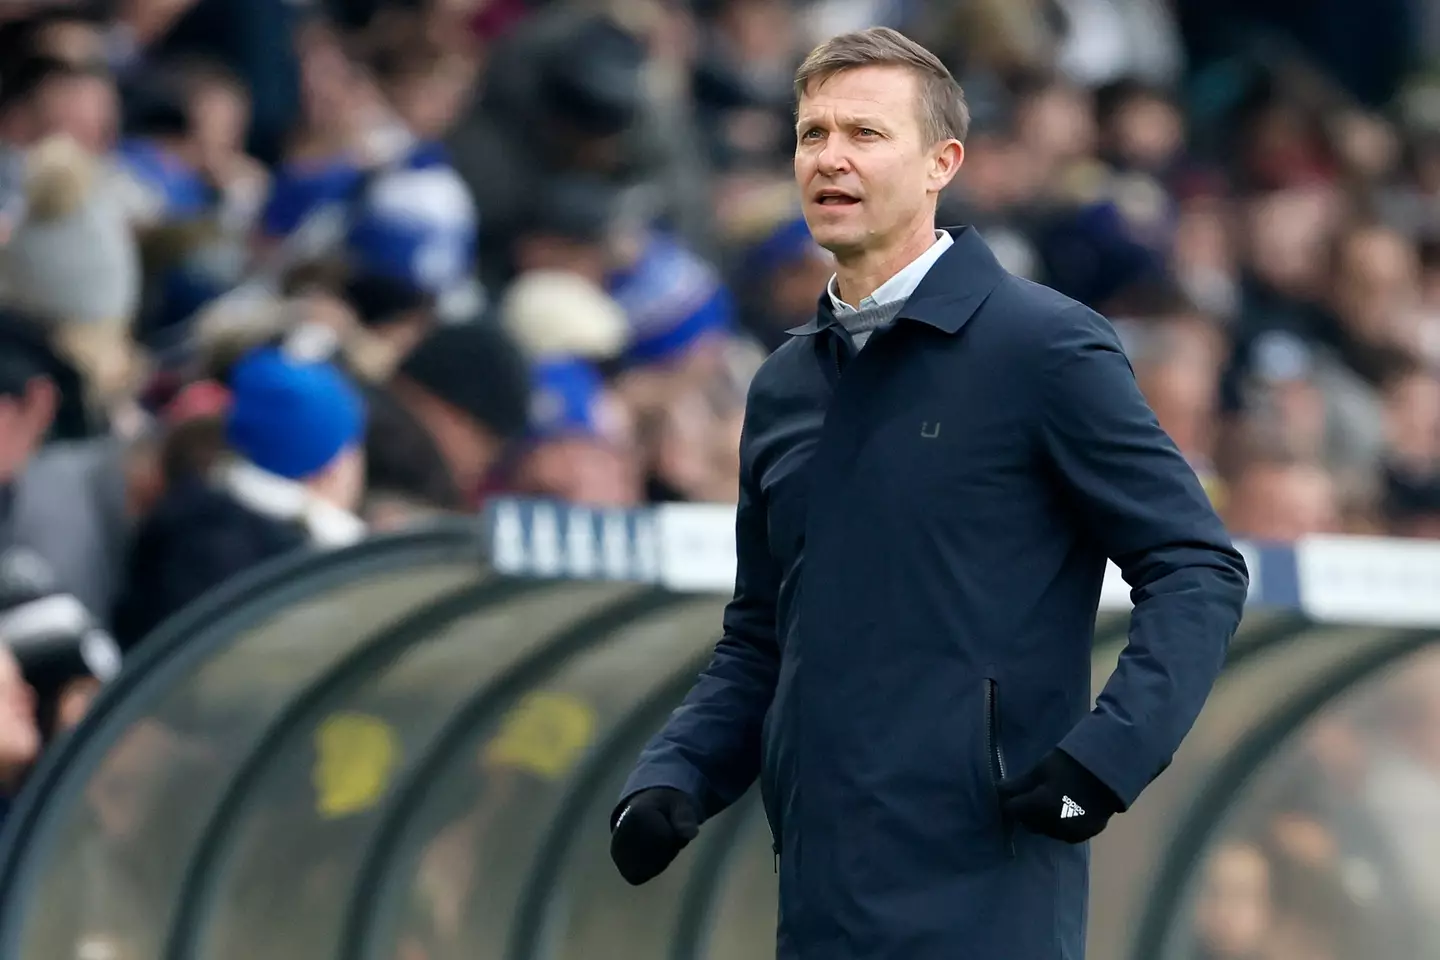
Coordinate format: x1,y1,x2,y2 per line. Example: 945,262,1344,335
112,474,305,650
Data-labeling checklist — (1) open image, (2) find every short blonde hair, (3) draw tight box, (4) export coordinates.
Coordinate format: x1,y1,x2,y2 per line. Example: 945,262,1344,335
794,27,969,145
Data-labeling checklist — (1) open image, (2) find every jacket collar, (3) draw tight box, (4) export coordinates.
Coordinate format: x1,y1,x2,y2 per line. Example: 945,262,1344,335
787,225,1008,337
216,459,367,549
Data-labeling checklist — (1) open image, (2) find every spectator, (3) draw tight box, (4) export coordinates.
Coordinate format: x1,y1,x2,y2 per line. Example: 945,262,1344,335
113,344,365,646
1224,445,1342,540
606,227,739,419
366,26,476,146
1,128,139,330
260,23,480,320
1126,312,1227,503
1363,654,1440,941
1381,466,1440,537
0,543,122,742
1095,78,1186,175
2,311,149,630
508,358,642,507
361,380,463,525
0,315,64,502
0,5,108,72
498,268,630,363
337,273,438,380
119,57,269,346
387,322,532,506
0,643,40,823
1191,839,1273,960
21,57,119,156
1380,361,1440,479
114,0,302,167
733,214,836,351
446,8,652,292
510,175,628,286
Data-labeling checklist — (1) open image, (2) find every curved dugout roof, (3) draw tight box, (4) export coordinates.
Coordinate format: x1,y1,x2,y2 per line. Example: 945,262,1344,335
0,501,1435,960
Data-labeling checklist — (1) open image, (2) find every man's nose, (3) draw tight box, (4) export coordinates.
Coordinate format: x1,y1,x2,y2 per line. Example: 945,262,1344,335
815,135,851,174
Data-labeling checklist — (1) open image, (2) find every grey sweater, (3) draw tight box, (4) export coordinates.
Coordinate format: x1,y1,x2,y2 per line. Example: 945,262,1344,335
837,297,908,350
8,438,131,623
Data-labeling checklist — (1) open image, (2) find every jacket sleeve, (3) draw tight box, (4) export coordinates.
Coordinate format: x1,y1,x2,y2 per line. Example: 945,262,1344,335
1039,305,1249,809
615,401,783,823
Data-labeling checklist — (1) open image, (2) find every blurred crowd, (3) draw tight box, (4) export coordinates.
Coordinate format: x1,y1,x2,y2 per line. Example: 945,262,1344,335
0,0,1436,893
1188,650,1440,960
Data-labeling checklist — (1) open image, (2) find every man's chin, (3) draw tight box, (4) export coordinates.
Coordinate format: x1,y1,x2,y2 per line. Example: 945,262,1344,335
807,226,866,259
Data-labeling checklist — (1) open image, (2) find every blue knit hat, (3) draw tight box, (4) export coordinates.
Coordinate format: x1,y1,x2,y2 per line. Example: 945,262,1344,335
743,215,825,277
529,357,622,443
225,347,365,480
607,231,734,366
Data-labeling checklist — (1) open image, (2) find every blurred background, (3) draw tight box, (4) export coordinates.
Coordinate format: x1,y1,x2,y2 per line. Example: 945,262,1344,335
0,0,1438,957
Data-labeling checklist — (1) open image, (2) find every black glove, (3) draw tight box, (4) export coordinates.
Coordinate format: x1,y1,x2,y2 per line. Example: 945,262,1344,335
998,747,1122,844
609,787,699,885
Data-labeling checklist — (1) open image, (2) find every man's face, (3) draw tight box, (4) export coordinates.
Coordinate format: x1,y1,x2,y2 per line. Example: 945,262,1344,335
517,438,642,507
0,379,56,485
1226,463,1340,541
34,73,118,154
390,378,500,497
1332,227,1419,343
0,647,38,789
794,65,960,260
35,20,107,67
1193,842,1271,958
189,82,250,157
387,61,475,141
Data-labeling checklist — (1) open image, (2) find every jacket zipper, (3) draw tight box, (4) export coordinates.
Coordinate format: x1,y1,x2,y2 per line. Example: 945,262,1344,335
985,678,1017,857
984,678,1007,781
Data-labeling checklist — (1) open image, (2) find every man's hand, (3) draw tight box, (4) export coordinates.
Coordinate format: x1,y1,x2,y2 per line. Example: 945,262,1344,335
610,787,699,885
999,748,1122,844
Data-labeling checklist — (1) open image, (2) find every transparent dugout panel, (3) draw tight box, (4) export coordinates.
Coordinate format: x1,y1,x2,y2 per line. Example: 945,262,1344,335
1159,638,1440,960
184,581,639,960
354,595,728,960
1089,623,1421,959
8,543,482,960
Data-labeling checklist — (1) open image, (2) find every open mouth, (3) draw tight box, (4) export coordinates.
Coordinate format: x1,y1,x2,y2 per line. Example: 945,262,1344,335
815,190,860,206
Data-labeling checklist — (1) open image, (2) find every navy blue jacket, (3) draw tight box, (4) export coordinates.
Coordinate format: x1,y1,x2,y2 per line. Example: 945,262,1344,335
620,227,1249,959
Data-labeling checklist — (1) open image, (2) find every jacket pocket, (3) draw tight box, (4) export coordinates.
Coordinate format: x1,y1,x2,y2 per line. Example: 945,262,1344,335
984,676,1017,857
759,705,781,870
759,773,780,872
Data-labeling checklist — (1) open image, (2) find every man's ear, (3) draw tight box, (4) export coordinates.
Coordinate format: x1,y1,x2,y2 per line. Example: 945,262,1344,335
928,139,964,194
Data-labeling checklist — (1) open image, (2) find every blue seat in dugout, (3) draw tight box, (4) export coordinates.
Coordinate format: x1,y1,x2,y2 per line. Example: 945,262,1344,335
607,231,736,366
261,139,477,310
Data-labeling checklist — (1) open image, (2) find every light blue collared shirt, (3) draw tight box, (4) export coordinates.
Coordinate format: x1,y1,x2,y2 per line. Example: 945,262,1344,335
826,229,953,314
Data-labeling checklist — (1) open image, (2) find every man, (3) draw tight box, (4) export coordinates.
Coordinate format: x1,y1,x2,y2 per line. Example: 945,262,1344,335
609,27,1249,960
114,343,367,646
0,642,40,824
0,312,125,736
386,322,532,506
